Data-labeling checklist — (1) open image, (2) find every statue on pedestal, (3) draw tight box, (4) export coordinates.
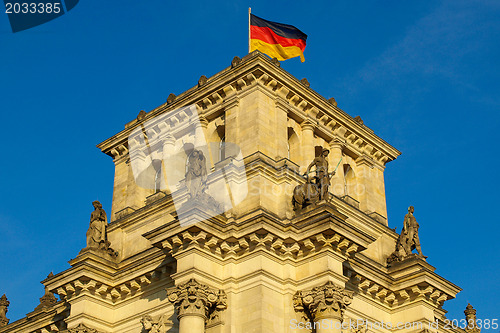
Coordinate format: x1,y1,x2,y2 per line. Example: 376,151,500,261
178,147,222,219
87,201,107,248
387,206,426,265
292,148,335,210
80,201,118,258
185,149,208,199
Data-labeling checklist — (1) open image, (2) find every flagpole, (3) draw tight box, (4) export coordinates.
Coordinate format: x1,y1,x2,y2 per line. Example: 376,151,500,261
248,7,251,54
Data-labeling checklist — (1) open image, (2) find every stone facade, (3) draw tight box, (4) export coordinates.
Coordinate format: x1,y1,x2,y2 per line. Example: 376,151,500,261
0,51,476,333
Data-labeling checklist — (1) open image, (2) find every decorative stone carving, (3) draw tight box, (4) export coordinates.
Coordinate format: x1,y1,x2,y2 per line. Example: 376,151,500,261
180,148,222,215
354,116,364,125
80,201,118,258
198,75,208,87
137,110,147,121
141,314,171,333
0,294,9,327
292,148,334,210
387,206,426,266
328,97,337,106
294,281,353,322
167,93,176,104
271,57,281,67
68,323,101,333
186,149,208,199
166,279,227,321
464,304,481,333
300,78,310,88
231,56,241,67
34,282,57,311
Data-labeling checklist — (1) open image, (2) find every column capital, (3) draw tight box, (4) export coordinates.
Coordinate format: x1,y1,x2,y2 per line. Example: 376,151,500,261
198,115,209,129
329,138,345,150
293,281,353,322
167,279,227,321
301,119,316,131
275,96,289,113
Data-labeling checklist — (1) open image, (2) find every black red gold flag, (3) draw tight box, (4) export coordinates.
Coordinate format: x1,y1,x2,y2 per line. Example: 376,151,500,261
250,13,308,62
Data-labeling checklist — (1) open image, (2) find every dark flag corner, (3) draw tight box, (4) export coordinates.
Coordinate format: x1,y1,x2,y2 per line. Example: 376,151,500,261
249,13,308,62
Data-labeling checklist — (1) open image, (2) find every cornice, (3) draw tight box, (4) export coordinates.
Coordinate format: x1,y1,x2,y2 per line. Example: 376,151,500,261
0,301,68,333
343,255,461,310
96,51,400,167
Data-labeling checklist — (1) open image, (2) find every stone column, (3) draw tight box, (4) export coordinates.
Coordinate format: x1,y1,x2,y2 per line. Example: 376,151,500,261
160,132,177,194
301,119,316,173
167,279,227,333
196,115,213,166
294,281,353,333
329,139,345,197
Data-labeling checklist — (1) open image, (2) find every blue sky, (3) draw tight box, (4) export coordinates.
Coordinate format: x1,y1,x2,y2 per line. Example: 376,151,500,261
1,0,499,327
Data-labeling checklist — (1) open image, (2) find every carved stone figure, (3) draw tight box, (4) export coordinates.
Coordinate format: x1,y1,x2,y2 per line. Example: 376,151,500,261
292,179,320,210
185,149,208,199
305,148,332,201
141,314,169,333
87,201,107,248
402,206,423,256
0,294,9,327
292,148,334,210
387,206,425,265
81,201,117,258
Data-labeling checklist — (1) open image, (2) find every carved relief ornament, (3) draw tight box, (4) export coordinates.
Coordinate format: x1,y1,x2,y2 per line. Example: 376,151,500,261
294,281,353,322
167,279,227,322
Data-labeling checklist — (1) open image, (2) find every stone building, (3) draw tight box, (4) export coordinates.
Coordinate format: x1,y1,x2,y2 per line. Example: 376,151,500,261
0,51,480,333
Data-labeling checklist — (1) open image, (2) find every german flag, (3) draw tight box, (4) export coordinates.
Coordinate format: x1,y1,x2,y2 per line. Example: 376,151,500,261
250,14,308,62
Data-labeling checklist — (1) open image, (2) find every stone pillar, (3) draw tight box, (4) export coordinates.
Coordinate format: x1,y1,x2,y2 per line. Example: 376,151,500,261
0,294,9,328
294,281,353,333
195,115,209,148
301,119,316,173
196,115,213,167
329,139,345,197
167,279,227,333
275,97,290,160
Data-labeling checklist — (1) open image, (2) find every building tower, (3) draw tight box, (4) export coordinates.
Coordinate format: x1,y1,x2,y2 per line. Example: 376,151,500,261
1,52,469,333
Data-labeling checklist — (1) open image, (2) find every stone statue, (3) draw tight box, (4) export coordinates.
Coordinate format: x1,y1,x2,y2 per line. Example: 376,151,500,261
185,149,208,199
81,201,117,258
292,148,335,210
402,206,423,256
178,147,223,219
305,148,332,201
0,294,9,327
387,206,426,265
87,201,107,248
